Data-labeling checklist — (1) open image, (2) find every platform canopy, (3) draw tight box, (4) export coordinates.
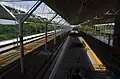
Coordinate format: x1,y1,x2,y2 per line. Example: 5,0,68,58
1,0,120,24
0,4,34,21
0,3,47,23
0,5,14,20
43,0,120,24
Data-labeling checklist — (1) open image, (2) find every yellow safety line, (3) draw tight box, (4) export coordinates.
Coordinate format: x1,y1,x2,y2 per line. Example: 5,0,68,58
82,38,106,71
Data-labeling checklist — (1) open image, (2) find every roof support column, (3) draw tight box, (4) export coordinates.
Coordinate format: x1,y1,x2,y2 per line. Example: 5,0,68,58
61,22,66,37
18,19,24,73
113,15,120,49
60,26,63,37
107,23,112,45
18,1,42,73
60,27,62,38
21,0,43,23
108,34,111,45
45,23,48,53
54,24,56,44
56,19,63,39
1,1,43,73
45,14,57,53
103,25,106,42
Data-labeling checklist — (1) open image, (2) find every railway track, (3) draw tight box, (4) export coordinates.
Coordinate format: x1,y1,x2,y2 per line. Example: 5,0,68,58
33,35,67,79
0,32,68,79
0,30,61,68
0,30,61,53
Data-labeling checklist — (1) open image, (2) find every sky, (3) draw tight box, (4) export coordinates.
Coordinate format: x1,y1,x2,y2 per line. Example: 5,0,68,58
0,1,69,25
0,19,17,25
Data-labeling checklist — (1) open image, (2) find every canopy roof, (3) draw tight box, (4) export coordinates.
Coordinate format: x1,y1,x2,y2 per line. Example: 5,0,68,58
43,0,120,24
0,1,70,25
0,5,14,20
1,0,120,24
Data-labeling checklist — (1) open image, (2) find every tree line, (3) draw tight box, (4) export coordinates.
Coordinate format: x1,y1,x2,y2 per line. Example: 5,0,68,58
0,22,60,41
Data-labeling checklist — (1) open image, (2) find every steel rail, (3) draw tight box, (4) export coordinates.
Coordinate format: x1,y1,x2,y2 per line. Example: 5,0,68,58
0,30,61,54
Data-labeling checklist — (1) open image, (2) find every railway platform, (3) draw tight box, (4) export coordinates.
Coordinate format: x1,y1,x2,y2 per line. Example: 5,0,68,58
48,32,120,79
0,33,68,79
0,32,120,79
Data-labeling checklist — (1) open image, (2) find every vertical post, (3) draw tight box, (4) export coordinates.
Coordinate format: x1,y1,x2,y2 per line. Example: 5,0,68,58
15,21,19,51
108,23,111,45
113,15,120,49
102,25,104,41
111,23,113,46
19,21,24,73
61,27,62,37
62,27,64,37
110,23,112,34
85,26,87,33
108,34,111,45
91,23,94,36
44,14,57,53
93,25,95,36
60,26,62,38
100,26,101,40
60,26,63,38
45,23,48,53
17,35,19,51
54,24,56,44
1,0,43,73
94,26,96,37
104,25,106,42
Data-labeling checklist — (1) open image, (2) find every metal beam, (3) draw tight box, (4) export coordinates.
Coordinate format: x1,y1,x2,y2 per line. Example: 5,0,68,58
0,4,18,22
45,23,48,53
18,1,43,73
18,18,24,73
56,19,64,38
57,18,63,24
53,18,63,44
54,24,56,44
61,22,66,37
1,1,44,73
37,17,44,23
0,4,25,73
21,0,42,23
49,14,58,22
